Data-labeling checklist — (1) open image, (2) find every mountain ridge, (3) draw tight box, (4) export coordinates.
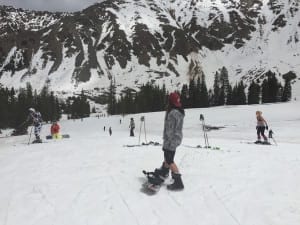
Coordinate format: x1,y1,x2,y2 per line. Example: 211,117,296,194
0,0,299,97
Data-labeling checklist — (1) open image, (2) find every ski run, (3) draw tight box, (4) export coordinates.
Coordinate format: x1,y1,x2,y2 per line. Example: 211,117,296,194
0,100,300,225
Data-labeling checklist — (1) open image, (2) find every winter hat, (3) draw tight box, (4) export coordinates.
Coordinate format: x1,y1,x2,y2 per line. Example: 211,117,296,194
169,92,181,107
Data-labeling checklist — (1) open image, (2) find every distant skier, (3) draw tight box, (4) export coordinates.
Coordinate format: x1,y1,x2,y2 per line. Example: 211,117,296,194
255,110,269,143
104,126,106,131
51,121,61,139
27,108,43,143
154,92,185,190
129,118,135,137
109,127,112,136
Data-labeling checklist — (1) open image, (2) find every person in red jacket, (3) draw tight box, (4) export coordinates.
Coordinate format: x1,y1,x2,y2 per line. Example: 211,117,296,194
51,121,61,139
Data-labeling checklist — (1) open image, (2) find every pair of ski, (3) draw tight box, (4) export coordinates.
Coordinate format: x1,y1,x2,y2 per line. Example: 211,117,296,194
242,141,272,145
124,141,161,148
183,144,221,150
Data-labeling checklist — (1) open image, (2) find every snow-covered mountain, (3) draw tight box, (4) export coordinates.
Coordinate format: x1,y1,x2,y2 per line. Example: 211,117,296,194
0,0,299,97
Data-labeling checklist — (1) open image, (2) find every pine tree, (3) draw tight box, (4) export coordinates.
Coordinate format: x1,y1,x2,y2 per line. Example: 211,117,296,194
261,79,269,103
248,81,260,104
181,84,189,108
219,66,229,102
238,81,247,105
107,78,116,115
188,79,196,108
226,84,233,105
218,87,225,105
212,72,220,106
262,71,280,103
282,78,292,102
195,77,201,107
199,73,209,107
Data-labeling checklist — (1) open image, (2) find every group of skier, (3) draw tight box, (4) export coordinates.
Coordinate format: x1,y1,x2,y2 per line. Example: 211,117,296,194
18,108,61,143
14,91,271,191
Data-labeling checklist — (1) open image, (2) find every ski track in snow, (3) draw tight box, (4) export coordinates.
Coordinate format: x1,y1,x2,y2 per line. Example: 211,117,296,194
1,101,300,225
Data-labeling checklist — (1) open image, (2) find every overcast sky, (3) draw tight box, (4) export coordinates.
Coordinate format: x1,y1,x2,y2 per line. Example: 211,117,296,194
0,0,103,12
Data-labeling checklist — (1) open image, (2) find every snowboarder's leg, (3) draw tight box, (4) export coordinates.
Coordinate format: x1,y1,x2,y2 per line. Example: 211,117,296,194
163,149,184,190
261,127,268,142
53,133,62,139
34,124,42,142
256,127,261,142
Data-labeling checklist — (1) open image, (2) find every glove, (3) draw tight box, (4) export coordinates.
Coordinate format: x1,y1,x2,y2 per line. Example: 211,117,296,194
266,125,268,130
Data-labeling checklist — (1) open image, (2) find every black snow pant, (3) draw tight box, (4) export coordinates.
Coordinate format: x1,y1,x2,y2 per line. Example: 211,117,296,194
257,126,267,141
130,128,134,137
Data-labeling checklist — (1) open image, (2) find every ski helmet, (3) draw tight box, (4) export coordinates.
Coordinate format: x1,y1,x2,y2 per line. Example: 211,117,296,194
169,92,181,107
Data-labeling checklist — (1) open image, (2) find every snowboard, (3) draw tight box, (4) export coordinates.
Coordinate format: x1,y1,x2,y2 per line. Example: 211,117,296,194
141,170,164,194
46,134,70,140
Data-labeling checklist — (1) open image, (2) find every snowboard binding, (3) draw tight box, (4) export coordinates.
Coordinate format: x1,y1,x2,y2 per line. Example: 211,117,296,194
143,170,164,185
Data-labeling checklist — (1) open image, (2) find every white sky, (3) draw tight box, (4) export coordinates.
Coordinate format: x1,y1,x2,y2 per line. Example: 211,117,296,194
0,0,103,12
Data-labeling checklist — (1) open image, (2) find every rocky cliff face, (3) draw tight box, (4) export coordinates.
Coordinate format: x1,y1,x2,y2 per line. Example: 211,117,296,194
0,0,299,96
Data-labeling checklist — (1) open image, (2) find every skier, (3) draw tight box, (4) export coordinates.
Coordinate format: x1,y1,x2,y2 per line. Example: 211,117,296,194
109,127,112,136
51,121,61,139
154,92,185,190
129,118,135,137
255,110,269,143
27,108,43,143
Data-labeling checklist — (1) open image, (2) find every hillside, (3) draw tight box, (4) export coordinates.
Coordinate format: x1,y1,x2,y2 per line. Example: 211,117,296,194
0,0,299,97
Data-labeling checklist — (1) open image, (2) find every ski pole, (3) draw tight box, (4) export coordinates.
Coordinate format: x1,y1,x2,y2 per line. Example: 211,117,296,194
272,137,278,146
138,121,142,145
144,119,147,144
28,126,33,145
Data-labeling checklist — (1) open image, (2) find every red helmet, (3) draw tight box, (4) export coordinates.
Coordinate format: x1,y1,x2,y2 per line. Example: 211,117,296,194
169,92,181,107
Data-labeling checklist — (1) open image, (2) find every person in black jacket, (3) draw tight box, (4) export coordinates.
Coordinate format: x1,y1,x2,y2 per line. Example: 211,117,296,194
129,118,135,137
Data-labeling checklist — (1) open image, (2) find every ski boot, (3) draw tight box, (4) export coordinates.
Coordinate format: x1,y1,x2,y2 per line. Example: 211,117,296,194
167,173,184,191
32,136,42,144
254,139,262,144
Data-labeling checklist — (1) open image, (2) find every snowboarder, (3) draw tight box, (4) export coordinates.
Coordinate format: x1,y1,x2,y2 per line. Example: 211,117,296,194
51,121,61,139
129,118,135,137
27,108,43,143
109,127,112,136
256,110,269,143
153,92,185,190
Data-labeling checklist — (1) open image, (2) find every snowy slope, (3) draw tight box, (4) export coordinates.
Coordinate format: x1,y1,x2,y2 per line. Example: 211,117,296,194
0,100,300,225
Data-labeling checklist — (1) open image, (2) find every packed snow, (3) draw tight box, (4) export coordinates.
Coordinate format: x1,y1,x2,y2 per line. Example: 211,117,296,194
0,100,300,225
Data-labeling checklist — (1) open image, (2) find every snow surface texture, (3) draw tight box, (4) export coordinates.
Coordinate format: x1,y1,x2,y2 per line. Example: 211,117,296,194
0,101,300,225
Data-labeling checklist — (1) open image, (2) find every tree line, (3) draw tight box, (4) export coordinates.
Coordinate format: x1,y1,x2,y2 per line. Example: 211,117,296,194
0,83,90,129
107,68,293,115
